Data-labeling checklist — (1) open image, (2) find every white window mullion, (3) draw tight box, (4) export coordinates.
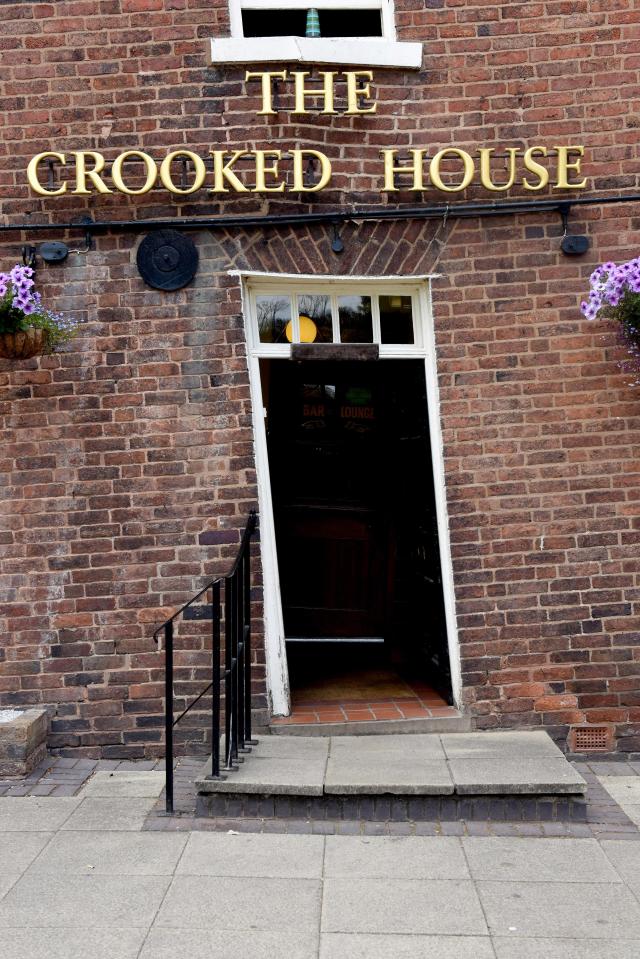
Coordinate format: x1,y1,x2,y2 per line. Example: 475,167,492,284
292,294,300,342
372,295,381,344
380,0,396,41
331,294,340,342
229,0,244,38
411,293,421,349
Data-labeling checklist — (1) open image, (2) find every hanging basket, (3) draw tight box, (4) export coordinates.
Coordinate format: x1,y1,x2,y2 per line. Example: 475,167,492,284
0,327,51,360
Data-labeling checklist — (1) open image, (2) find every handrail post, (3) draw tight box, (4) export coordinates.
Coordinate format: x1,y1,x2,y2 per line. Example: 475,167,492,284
164,621,174,815
223,573,237,771
244,541,258,745
237,555,247,752
209,582,224,780
231,572,240,764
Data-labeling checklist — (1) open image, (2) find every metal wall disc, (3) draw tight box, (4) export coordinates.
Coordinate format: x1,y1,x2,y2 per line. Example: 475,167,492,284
136,229,199,290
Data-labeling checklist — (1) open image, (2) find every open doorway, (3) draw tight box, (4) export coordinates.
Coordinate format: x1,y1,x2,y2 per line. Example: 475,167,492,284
260,356,453,719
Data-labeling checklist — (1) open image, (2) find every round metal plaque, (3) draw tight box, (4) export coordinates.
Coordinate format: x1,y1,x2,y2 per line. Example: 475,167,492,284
136,230,198,290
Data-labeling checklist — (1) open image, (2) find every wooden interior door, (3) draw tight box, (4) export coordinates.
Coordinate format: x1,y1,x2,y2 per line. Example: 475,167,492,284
277,505,387,638
266,361,390,640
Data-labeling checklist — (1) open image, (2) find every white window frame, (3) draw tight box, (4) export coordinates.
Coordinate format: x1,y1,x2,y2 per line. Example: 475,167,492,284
235,270,462,717
209,0,422,68
248,278,425,355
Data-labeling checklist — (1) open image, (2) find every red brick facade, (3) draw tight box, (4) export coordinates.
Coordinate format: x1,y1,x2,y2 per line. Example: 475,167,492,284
1,1,639,757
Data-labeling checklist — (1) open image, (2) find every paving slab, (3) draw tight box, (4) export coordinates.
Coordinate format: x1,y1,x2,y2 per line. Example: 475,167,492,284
81,771,166,798
492,939,640,959
443,732,586,795
247,737,329,760
325,735,452,793
329,734,446,759
0,928,147,959
441,731,566,760
0,832,53,872
0,872,22,899
595,777,640,827
598,776,640,804
0,874,170,927
320,933,493,959
620,806,640,826
325,754,453,795
463,837,621,883
177,832,324,878
59,797,159,831
29,830,187,875
322,878,487,935
326,734,451,794
0,797,80,831
601,840,640,892
157,875,321,931
324,836,469,879
140,929,319,959
477,880,640,939
196,754,327,795
449,757,586,795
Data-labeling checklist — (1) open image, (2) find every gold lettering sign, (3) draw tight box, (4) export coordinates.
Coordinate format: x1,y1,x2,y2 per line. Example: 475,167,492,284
24,69,588,199
25,145,588,197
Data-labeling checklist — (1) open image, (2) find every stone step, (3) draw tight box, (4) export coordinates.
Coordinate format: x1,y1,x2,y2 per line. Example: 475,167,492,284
268,713,471,737
195,731,587,805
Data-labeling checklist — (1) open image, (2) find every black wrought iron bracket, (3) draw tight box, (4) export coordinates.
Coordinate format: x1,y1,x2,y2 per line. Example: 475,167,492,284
2,191,640,241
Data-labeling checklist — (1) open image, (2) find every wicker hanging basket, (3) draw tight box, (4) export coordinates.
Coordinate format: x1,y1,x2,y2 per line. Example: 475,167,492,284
0,327,51,360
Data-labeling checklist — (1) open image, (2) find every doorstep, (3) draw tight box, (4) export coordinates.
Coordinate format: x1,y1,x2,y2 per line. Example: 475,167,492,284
194,731,587,802
269,711,471,736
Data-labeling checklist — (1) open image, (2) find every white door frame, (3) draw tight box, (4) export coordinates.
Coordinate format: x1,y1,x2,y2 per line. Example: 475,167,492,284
234,270,462,716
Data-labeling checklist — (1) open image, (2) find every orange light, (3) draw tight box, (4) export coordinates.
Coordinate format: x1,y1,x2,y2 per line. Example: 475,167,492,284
285,314,317,343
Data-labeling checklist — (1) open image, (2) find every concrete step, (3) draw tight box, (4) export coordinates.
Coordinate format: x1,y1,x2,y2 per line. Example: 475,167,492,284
195,731,587,805
268,713,471,737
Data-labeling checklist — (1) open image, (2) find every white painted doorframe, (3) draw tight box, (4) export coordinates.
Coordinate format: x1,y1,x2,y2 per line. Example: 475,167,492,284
236,271,462,716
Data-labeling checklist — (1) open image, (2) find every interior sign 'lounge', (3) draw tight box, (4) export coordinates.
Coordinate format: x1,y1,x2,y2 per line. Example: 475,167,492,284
26,70,588,198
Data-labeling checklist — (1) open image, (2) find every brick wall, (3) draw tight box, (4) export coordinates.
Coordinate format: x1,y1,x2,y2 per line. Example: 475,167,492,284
1,0,639,756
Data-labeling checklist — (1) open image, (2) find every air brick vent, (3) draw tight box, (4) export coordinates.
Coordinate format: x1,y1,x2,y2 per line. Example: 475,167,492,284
570,726,612,753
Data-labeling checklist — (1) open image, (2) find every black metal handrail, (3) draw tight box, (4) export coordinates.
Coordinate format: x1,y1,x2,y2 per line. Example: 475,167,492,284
153,511,258,813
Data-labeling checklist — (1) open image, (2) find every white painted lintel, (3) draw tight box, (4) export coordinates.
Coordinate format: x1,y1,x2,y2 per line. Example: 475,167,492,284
209,36,423,69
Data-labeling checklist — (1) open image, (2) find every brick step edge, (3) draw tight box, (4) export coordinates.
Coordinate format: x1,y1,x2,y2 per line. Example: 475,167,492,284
195,792,588,823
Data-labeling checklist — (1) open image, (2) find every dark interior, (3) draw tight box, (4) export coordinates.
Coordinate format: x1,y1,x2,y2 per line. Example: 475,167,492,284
262,358,452,700
242,9,383,38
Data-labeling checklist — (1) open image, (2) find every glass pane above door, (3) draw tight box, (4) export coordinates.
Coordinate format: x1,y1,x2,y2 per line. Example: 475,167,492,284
250,285,419,352
297,294,333,343
380,295,414,344
338,295,373,343
257,294,291,343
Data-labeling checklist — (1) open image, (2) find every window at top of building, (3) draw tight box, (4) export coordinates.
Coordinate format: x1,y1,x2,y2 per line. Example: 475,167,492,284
241,7,384,39
236,1,387,39
210,0,423,69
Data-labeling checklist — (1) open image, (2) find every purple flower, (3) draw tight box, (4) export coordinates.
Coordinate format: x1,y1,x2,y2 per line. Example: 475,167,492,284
1,260,78,351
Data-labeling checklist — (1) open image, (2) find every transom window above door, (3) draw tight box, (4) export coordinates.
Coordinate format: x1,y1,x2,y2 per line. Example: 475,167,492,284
245,278,430,356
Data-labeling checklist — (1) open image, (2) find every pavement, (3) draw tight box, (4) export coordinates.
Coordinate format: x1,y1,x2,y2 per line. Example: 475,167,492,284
0,762,639,957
